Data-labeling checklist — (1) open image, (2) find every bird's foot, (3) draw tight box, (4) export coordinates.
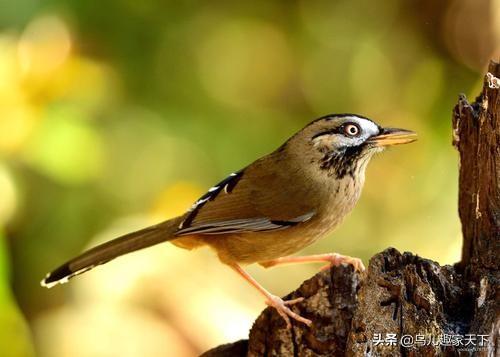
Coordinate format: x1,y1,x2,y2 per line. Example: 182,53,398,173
320,253,366,272
265,295,312,329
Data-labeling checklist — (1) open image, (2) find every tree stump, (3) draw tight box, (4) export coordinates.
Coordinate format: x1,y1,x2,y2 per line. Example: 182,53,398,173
202,61,499,357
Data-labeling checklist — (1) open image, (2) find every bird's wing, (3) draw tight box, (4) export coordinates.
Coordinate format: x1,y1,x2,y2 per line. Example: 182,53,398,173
175,157,316,236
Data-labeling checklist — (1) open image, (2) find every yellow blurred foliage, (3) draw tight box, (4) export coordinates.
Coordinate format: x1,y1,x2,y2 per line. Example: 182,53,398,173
151,181,204,220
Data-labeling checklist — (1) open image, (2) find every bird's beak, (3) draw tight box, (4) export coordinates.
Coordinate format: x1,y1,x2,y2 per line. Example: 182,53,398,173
367,128,417,147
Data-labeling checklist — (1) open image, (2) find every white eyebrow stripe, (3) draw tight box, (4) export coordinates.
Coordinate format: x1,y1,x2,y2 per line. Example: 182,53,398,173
343,116,380,136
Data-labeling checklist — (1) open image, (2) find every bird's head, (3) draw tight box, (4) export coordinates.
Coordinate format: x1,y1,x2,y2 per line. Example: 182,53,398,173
288,114,417,179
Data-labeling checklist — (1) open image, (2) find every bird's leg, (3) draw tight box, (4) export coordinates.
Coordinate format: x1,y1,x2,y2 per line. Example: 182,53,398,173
260,253,365,272
229,264,312,329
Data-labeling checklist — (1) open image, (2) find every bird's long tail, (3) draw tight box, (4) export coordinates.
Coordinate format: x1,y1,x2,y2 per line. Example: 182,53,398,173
41,217,183,288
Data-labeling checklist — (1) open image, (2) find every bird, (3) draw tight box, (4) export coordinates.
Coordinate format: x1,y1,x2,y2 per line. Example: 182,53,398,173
41,113,416,328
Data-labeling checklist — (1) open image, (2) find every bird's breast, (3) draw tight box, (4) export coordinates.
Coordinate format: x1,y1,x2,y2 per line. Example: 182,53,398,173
308,176,364,237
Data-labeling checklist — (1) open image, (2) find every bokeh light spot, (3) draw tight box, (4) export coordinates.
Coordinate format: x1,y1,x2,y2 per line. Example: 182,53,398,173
23,109,103,185
197,19,293,110
18,15,72,77
0,164,17,226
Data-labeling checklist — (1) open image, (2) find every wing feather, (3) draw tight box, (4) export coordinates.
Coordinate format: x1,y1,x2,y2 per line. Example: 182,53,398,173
176,154,317,236
176,212,314,235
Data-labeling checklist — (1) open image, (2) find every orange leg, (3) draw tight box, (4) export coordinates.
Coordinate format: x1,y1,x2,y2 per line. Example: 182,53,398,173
230,264,312,329
260,253,366,272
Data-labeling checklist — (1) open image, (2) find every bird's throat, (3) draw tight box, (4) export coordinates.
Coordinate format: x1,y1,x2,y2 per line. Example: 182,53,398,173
319,146,372,179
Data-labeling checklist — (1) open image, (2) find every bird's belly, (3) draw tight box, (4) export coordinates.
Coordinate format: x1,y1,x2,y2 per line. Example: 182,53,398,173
206,231,316,265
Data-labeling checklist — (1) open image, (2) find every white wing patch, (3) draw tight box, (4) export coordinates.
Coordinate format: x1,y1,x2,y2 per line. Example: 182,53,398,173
178,170,244,230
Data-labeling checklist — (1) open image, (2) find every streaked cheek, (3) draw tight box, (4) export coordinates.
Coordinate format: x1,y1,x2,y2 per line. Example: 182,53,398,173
341,136,366,147
312,135,334,149
330,136,349,147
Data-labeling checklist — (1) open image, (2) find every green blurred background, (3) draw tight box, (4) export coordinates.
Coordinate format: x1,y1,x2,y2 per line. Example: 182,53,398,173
0,0,498,356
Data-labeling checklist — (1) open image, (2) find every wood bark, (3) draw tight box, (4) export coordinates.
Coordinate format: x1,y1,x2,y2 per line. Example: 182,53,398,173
202,61,499,357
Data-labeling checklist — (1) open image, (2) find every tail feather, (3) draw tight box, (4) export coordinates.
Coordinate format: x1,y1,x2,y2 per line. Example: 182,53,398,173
41,217,182,288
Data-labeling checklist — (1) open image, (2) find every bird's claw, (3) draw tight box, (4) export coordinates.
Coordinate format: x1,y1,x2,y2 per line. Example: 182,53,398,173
265,295,311,329
320,253,366,272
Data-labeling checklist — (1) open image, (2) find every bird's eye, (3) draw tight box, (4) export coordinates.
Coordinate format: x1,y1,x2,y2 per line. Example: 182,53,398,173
343,124,360,137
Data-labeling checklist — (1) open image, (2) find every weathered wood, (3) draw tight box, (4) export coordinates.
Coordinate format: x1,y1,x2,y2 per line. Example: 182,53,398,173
346,249,472,356
454,61,500,274
202,61,499,357
452,60,500,357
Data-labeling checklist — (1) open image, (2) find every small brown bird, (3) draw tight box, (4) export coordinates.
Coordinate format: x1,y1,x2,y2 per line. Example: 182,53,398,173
42,114,416,327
